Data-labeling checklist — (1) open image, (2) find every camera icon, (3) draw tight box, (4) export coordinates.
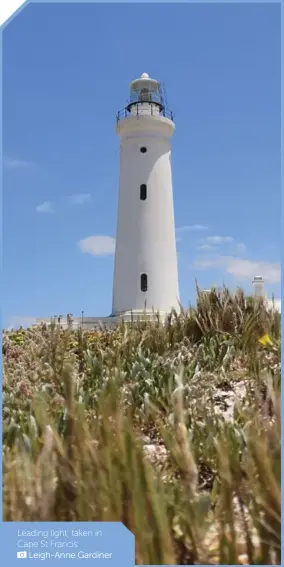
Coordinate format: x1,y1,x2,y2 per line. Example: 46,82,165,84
17,551,27,559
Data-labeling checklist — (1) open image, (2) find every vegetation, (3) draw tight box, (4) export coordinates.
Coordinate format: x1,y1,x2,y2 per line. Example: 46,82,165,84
2,286,281,565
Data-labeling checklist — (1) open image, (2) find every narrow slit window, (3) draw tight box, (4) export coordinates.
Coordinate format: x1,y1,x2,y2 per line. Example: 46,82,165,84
140,184,147,200
141,273,148,292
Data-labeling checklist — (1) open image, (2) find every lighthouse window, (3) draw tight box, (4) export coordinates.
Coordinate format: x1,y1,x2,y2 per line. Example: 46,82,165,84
141,273,148,292
139,88,151,103
140,184,147,200
140,147,147,153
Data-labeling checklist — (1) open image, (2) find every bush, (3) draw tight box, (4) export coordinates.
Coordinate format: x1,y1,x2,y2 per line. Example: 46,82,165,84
2,287,281,564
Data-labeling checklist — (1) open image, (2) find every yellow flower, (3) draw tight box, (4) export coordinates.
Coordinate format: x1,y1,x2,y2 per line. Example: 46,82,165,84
259,333,272,346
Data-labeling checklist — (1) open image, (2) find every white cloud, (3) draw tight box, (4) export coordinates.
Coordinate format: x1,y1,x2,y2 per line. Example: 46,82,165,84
225,258,280,283
199,237,246,255
176,224,208,233
205,235,234,244
194,255,281,284
78,235,115,256
67,193,91,205
36,201,54,214
235,242,247,253
198,244,216,251
3,157,35,169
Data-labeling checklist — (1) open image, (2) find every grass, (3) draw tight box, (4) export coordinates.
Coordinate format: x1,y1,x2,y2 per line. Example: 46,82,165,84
2,286,281,564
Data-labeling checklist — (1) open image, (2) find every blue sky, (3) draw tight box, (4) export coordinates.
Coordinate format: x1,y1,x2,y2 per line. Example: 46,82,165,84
3,2,280,328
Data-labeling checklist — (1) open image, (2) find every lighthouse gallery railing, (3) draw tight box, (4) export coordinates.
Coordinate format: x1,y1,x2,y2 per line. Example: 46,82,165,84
116,104,173,124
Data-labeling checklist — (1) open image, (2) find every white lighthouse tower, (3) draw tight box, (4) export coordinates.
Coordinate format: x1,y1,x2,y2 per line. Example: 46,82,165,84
112,72,180,320
252,276,265,298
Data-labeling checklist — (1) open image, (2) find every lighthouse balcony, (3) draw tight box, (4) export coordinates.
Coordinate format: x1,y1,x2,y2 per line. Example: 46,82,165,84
116,102,173,123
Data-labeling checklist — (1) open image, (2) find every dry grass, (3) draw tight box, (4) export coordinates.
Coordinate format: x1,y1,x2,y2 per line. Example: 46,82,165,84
2,286,281,564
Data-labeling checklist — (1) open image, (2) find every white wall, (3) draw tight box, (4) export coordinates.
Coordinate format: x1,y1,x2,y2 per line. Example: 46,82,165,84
35,316,120,330
112,113,180,316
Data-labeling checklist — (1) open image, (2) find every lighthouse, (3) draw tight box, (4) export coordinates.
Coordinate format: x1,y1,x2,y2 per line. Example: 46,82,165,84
252,276,265,298
112,72,180,319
